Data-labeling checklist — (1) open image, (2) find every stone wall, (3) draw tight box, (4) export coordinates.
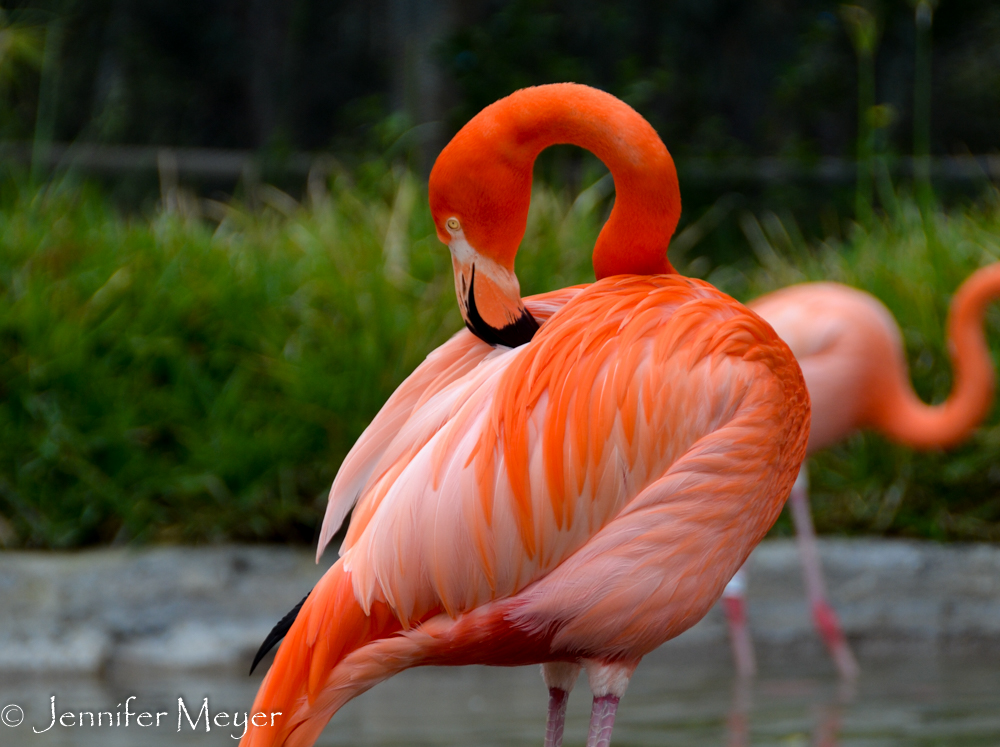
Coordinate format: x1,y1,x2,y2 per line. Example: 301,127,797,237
1,539,998,674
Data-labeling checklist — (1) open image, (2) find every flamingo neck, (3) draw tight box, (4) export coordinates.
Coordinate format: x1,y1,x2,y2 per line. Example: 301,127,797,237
873,263,1000,449
431,84,681,279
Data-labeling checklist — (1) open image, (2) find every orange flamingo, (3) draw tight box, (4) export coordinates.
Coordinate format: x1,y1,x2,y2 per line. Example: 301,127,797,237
720,269,1000,679
240,84,809,747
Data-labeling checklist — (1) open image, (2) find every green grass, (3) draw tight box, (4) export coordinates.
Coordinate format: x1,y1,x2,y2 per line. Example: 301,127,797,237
0,169,602,547
1,168,999,547
0,170,444,546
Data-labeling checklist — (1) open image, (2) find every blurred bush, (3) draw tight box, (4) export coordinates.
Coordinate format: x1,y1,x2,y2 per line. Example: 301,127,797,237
0,8,43,140
0,168,451,546
0,167,603,547
1,163,999,547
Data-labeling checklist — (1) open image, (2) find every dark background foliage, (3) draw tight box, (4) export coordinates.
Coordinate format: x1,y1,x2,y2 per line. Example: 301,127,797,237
1,0,998,159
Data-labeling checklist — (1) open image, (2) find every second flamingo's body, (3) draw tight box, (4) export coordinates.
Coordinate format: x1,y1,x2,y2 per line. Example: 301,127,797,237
723,267,1000,678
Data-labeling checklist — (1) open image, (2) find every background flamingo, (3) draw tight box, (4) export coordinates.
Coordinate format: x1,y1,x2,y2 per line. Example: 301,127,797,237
239,83,810,747
721,266,1000,679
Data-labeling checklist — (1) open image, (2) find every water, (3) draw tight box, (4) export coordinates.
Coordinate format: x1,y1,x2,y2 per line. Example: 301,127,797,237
2,643,998,746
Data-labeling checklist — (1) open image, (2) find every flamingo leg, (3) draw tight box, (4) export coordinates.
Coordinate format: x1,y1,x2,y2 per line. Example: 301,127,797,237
721,566,757,678
541,662,579,747
585,695,620,747
581,660,633,747
544,688,570,747
787,466,860,679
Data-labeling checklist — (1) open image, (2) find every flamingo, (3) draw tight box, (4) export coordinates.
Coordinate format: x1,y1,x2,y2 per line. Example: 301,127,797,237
721,267,1000,679
240,83,810,747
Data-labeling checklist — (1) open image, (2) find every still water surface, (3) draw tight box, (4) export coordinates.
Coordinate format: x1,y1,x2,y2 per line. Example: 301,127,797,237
3,644,998,746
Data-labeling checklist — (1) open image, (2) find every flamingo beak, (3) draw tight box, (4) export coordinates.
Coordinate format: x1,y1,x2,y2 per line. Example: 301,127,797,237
449,249,539,349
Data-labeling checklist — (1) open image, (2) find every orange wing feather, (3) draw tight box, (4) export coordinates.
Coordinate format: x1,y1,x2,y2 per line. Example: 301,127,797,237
242,276,808,747
316,286,584,559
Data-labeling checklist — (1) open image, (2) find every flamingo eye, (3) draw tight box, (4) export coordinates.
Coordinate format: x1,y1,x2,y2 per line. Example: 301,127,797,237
446,218,461,232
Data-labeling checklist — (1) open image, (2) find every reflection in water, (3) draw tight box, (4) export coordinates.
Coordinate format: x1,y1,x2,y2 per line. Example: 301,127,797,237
816,679,857,747
726,674,856,747
1,645,998,746
726,677,751,747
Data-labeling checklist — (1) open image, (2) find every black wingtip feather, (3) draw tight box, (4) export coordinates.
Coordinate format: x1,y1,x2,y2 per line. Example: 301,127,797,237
249,592,310,675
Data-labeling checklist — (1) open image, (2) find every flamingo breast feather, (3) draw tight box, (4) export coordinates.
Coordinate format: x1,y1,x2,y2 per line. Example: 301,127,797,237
328,275,807,630
317,287,584,558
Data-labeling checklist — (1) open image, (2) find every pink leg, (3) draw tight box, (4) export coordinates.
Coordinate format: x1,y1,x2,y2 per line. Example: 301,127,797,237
541,662,579,747
722,566,757,678
787,467,859,679
544,688,569,747
586,694,620,747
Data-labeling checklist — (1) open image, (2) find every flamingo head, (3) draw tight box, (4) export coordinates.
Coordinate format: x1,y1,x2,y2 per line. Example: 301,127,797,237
429,115,540,348
428,82,682,348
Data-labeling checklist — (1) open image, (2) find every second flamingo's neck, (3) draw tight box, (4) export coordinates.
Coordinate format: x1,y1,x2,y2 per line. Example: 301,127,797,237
430,84,681,279
874,263,1000,449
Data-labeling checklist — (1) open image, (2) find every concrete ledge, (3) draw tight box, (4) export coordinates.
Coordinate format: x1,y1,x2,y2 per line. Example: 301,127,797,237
0,546,331,674
1,539,998,674
683,539,1000,653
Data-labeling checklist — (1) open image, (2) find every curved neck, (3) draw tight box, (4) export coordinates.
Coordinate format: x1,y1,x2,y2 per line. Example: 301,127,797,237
502,86,680,278
873,263,1000,449
430,84,681,279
